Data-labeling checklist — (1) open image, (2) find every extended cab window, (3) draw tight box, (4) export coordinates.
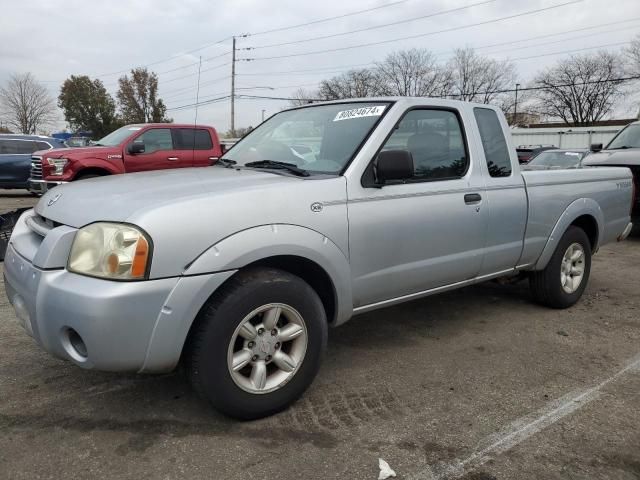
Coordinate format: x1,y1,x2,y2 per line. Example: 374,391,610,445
174,129,213,150
380,109,468,181
137,128,173,154
474,108,512,177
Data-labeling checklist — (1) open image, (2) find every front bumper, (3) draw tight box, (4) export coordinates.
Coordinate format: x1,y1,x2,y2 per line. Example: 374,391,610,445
27,178,66,194
3,243,235,372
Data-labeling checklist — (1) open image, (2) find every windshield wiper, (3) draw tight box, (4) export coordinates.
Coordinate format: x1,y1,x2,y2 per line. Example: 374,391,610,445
608,145,635,150
217,158,237,168
244,160,310,177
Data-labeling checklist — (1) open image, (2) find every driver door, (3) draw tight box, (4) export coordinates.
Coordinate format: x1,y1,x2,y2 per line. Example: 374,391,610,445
348,107,489,308
124,127,191,172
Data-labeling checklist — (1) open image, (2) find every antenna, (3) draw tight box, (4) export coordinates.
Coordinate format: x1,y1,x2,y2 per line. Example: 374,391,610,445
192,55,202,153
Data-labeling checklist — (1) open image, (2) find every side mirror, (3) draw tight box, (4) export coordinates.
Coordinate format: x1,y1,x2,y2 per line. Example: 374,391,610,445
590,143,603,152
128,141,145,154
376,150,414,184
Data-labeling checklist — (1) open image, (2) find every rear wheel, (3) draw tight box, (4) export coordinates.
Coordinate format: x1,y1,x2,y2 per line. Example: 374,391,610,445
530,226,592,308
185,268,327,419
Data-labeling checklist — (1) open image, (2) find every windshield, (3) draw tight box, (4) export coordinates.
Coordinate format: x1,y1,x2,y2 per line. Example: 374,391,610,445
528,150,585,168
221,102,391,174
95,125,143,146
607,124,640,149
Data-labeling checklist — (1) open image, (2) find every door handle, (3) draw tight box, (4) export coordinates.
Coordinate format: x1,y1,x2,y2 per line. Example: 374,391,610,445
464,193,482,204
167,157,179,161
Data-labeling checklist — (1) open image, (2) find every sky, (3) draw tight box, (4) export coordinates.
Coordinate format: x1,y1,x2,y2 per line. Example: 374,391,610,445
0,0,639,134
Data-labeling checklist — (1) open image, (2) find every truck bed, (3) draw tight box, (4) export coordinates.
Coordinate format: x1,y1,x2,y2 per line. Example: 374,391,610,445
519,166,633,268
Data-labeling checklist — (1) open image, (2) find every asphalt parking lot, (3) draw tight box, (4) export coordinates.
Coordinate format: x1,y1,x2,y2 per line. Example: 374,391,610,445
1,190,639,480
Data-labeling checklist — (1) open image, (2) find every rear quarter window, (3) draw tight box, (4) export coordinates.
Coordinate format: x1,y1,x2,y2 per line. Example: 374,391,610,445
174,128,213,150
474,108,512,178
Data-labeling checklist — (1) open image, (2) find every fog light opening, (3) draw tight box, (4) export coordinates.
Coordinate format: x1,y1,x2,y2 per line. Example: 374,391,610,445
62,328,88,361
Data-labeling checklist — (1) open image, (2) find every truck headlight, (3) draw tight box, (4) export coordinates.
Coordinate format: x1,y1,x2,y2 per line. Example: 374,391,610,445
68,223,151,280
46,158,68,175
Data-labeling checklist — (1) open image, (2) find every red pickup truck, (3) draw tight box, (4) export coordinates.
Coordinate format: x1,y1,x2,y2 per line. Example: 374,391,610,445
28,123,223,193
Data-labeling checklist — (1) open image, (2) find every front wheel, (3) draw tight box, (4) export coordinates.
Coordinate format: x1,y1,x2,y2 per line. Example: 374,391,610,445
185,268,327,419
530,226,592,308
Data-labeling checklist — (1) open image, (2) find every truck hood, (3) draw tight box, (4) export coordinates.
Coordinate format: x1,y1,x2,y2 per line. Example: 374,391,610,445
35,166,348,278
34,146,119,160
583,149,640,167
36,167,301,228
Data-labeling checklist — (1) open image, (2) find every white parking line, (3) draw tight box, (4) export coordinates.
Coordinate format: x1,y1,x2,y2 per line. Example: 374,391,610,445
410,353,640,480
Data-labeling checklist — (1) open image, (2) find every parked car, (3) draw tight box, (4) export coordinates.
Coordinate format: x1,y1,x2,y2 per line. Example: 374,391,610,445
28,123,223,194
0,134,65,190
521,148,589,170
516,145,556,164
583,120,640,221
65,137,92,148
5,98,633,420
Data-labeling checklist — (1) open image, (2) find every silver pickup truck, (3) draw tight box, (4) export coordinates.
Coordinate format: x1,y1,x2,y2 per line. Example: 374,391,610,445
3,98,634,419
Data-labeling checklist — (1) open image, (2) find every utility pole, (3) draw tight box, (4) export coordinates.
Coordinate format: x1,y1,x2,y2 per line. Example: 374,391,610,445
513,83,520,126
231,36,236,135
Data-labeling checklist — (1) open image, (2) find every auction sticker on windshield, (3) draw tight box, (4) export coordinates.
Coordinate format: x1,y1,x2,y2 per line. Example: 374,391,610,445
333,105,386,122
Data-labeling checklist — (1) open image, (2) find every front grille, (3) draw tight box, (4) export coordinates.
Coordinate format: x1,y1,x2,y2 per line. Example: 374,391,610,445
30,156,43,179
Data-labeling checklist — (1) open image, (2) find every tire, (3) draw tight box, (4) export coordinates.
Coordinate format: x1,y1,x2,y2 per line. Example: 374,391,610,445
530,226,592,309
185,267,327,419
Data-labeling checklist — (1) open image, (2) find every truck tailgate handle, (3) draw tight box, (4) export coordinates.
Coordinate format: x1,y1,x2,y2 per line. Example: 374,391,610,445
167,157,179,161
464,193,482,204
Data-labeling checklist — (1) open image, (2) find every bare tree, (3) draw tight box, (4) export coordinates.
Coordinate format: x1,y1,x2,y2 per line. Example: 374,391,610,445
625,35,640,76
447,48,517,104
624,35,640,119
318,69,378,100
373,48,453,97
532,51,624,126
287,88,318,107
0,72,56,134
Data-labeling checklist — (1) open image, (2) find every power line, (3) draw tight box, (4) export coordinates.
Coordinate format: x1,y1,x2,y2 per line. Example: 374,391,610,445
164,75,640,113
232,16,639,79
245,0,410,37
160,75,230,97
241,0,583,61
160,62,230,85
507,41,632,61
456,17,640,55
93,36,233,78
243,0,498,50
237,63,377,76
166,95,231,112
478,26,639,57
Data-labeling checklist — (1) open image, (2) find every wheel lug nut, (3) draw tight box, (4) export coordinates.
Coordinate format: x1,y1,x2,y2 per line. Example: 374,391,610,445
248,341,255,348
258,328,264,335
266,355,272,361
274,342,280,349
271,329,277,336
251,355,258,362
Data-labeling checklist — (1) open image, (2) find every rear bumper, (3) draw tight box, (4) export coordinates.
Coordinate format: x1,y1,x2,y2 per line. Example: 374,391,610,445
27,178,66,194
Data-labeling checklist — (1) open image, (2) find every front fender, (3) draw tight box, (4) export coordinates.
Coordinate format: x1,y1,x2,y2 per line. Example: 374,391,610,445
534,198,604,270
70,158,122,178
185,224,353,325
